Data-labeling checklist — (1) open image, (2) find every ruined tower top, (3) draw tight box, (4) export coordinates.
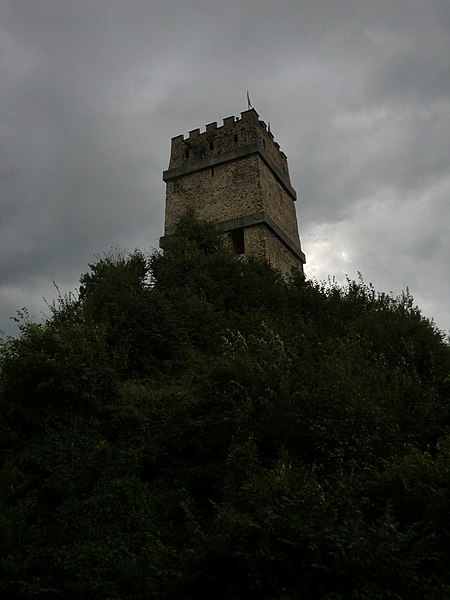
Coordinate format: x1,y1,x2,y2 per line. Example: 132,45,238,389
165,109,296,199
161,108,305,275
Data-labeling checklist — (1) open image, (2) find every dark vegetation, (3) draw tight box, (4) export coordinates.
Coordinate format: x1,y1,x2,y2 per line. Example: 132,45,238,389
1,213,450,599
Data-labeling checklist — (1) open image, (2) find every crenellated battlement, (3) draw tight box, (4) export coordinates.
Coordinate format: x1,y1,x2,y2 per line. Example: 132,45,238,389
166,109,291,185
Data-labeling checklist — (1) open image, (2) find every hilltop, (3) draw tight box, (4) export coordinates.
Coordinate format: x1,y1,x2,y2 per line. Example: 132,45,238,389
1,214,450,599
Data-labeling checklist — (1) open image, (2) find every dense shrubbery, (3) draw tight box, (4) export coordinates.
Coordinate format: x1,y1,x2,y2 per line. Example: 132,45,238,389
1,213,450,599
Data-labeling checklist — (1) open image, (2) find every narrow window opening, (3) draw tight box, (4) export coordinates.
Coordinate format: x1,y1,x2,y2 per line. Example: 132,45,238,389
209,141,214,150
229,228,245,255
185,149,190,159
263,139,266,148
211,166,215,177
234,133,238,142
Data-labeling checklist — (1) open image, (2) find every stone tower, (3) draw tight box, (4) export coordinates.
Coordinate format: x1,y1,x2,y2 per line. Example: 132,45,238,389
161,108,305,275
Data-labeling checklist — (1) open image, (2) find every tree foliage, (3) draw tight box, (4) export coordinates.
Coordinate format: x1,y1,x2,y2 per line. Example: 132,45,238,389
1,213,449,599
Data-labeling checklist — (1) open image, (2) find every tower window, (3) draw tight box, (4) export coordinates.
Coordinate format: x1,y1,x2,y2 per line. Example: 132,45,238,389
234,134,238,142
185,149,190,159
209,141,214,150
229,228,245,255
211,166,214,177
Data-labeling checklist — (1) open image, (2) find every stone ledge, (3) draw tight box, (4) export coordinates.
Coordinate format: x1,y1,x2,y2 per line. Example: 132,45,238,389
163,143,297,201
160,210,306,264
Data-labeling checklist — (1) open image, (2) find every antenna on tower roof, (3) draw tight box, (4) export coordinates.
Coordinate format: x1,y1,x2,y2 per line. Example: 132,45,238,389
246,91,253,110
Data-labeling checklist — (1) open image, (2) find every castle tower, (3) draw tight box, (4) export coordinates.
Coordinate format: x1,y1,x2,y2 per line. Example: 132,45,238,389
161,108,306,275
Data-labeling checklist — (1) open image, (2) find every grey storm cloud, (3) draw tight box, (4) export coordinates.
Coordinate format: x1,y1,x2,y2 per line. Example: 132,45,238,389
0,0,449,336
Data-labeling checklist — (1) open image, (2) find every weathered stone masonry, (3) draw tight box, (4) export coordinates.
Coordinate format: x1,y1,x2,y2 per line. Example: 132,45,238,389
161,108,306,275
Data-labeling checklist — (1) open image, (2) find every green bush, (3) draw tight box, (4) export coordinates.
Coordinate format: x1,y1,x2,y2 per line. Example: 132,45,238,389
1,213,449,598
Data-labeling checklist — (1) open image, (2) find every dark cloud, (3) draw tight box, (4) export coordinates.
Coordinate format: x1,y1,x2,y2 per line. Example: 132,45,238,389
1,0,449,336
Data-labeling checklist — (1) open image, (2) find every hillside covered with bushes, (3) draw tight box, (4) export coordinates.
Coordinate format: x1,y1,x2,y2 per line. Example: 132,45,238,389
1,214,450,599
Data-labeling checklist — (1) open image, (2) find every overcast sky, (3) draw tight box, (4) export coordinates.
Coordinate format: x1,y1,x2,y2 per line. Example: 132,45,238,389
1,0,449,337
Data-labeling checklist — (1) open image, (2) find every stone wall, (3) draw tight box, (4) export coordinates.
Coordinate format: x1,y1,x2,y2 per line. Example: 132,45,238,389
264,227,304,276
259,160,300,246
164,154,262,235
243,224,303,276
